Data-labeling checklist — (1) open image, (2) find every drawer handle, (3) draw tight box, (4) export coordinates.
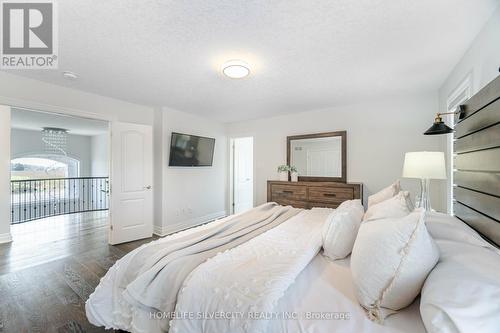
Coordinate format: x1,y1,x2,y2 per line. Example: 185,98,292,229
323,193,337,197
282,190,294,194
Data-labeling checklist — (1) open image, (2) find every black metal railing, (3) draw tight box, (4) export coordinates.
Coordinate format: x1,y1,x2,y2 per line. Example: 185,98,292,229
10,177,109,224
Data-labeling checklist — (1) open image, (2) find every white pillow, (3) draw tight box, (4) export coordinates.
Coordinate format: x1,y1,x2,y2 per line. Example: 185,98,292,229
322,200,364,260
363,191,412,222
351,209,439,322
337,199,365,218
420,230,500,333
425,211,493,249
336,198,364,212
368,181,400,208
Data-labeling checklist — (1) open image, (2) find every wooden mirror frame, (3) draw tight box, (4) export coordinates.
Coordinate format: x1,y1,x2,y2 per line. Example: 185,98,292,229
287,131,347,183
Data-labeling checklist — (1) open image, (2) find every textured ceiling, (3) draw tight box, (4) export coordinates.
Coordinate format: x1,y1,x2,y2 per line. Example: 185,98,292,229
11,108,109,136
6,0,499,122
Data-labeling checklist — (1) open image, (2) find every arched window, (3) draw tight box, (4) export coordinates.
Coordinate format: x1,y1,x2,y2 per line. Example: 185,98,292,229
11,155,80,180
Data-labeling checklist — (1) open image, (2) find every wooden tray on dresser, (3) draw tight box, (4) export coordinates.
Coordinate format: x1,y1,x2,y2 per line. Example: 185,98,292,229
267,181,363,209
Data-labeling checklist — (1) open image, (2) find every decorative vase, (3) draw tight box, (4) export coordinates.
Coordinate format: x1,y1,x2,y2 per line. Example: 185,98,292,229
291,172,298,182
278,172,288,181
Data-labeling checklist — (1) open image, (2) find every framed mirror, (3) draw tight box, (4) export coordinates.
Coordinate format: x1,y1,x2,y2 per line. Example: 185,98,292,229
287,131,346,182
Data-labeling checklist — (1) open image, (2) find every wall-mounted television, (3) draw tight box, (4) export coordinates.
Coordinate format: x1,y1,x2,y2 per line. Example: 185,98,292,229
169,132,215,167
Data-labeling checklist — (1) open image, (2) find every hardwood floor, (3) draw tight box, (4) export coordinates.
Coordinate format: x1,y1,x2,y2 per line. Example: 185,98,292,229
0,212,157,332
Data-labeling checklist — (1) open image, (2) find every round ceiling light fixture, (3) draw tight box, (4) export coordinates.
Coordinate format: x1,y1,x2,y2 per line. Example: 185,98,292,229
222,60,250,79
62,71,79,80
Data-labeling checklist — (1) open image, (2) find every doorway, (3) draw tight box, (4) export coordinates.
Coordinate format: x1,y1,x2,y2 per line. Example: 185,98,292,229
6,106,154,247
10,108,111,226
230,137,254,214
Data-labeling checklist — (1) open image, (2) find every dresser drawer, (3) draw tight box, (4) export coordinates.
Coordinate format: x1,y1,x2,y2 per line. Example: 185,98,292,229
271,184,307,201
308,201,340,209
275,198,308,209
308,187,354,203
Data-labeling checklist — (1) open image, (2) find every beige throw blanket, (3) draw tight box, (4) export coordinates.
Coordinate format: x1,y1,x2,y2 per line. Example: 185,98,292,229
115,202,301,315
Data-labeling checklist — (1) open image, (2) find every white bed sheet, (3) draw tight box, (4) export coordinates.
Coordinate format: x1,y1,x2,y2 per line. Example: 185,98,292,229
268,253,426,333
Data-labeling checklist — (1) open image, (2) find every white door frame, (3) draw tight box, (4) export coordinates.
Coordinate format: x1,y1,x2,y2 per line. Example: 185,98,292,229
445,73,472,214
0,106,12,243
229,136,254,214
2,100,115,241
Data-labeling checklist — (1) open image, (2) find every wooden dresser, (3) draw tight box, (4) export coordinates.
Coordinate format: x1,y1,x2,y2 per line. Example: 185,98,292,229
267,181,363,209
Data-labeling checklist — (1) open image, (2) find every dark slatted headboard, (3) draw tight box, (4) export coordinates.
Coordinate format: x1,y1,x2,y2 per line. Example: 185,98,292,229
453,75,500,247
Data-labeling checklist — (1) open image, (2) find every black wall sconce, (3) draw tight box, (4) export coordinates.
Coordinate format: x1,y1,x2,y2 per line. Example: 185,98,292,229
424,105,466,135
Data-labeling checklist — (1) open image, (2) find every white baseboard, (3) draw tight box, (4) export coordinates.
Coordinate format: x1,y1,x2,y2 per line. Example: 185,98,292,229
153,210,227,237
153,224,165,236
0,232,12,244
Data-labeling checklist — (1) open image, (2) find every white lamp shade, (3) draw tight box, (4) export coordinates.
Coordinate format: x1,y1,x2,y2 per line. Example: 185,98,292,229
402,151,447,180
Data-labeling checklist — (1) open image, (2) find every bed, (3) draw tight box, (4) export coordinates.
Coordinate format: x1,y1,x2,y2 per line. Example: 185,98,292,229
86,203,500,333
86,75,500,333
86,205,428,333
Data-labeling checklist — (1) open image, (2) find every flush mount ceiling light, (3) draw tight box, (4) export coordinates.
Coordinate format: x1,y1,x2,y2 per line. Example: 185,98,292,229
222,60,250,79
62,71,79,80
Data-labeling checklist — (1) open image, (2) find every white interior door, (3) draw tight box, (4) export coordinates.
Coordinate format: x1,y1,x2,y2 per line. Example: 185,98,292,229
233,137,253,214
110,122,153,244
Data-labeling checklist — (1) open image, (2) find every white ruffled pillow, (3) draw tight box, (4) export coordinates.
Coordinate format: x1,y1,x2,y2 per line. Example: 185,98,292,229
351,209,439,322
368,181,400,208
363,191,413,222
322,200,364,260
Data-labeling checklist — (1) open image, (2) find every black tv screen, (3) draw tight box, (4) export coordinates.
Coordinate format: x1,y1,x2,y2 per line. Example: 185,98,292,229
169,132,215,167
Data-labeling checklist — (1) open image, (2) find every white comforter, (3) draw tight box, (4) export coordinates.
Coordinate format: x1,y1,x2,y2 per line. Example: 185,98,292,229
170,208,331,333
86,207,336,332
86,213,234,332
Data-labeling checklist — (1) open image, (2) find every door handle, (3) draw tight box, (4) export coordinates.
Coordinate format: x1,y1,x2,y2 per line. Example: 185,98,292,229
144,185,152,190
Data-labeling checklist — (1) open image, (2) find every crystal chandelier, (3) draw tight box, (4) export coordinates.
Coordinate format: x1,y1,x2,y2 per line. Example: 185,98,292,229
41,127,68,155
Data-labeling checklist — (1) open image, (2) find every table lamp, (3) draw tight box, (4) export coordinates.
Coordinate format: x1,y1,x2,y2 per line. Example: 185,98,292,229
402,151,446,212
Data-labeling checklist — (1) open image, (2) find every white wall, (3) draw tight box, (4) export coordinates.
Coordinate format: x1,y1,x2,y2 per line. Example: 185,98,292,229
227,93,447,211
0,106,12,243
440,7,500,101
153,108,165,234
90,133,109,177
0,72,154,124
154,107,228,235
439,7,500,212
11,128,93,176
